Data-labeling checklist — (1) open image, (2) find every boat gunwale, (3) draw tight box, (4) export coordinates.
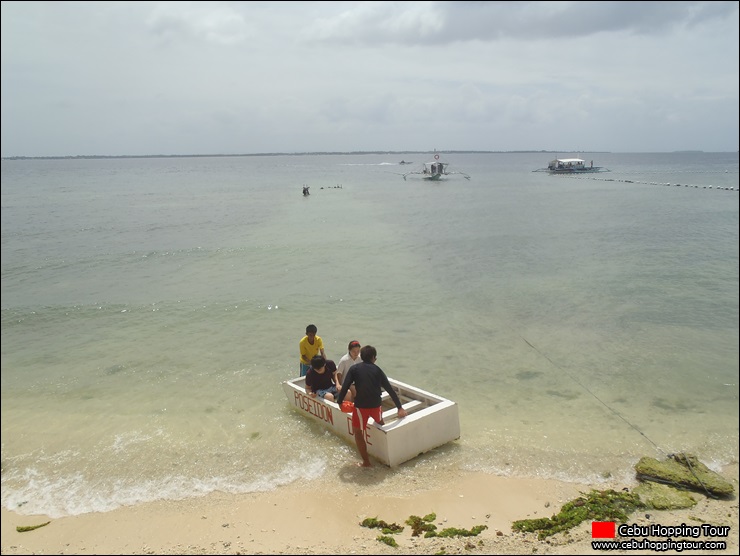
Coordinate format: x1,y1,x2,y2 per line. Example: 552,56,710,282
281,375,460,466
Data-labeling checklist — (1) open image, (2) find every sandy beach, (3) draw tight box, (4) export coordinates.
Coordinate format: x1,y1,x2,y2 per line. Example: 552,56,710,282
2,464,737,555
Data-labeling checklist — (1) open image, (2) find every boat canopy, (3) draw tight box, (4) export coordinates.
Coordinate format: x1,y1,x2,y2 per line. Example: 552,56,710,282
553,158,585,164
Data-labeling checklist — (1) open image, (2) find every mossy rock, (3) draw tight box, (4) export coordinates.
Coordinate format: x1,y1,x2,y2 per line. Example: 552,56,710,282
634,454,734,497
633,481,697,510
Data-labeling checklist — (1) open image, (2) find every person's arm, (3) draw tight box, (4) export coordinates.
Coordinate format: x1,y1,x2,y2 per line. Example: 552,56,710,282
299,339,308,364
305,373,316,396
335,368,352,406
334,360,343,389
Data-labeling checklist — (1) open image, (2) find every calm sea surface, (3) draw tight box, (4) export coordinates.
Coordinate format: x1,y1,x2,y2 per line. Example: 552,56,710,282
2,152,738,517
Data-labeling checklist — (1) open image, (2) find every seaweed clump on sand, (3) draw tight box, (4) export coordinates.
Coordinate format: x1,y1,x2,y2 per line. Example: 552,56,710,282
361,512,488,546
377,534,398,547
406,513,438,537
16,521,51,533
406,512,488,538
360,517,404,534
512,489,644,540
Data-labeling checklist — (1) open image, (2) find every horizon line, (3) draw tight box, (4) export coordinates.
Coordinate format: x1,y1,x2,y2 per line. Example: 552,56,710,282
4,149,731,161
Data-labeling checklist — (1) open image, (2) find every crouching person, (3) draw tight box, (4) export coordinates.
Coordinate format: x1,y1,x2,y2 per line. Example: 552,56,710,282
305,355,339,402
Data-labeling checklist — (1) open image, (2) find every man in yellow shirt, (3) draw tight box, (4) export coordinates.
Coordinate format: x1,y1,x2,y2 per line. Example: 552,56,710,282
299,324,326,376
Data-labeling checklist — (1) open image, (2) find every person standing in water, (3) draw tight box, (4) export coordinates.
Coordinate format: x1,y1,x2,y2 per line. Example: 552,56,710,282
336,345,407,467
299,324,325,377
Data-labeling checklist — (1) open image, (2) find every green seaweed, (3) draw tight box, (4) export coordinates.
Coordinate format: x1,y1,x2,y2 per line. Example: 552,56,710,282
406,514,488,538
377,534,398,547
16,521,50,533
406,514,438,537
512,489,644,540
364,512,488,543
436,525,488,538
361,517,404,534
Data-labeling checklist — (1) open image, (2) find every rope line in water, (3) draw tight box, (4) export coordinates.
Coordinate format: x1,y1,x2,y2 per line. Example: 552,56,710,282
519,335,668,457
521,337,721,498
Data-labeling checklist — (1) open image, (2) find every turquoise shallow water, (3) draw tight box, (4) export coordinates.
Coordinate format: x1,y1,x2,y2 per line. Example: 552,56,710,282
1,152,738,517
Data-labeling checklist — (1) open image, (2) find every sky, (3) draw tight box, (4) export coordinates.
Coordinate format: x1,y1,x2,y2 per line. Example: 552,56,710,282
1,1,738,157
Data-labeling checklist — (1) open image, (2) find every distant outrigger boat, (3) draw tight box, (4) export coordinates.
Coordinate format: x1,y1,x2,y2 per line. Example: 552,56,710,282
402,152,470,181
399,160,413,165
534,158,610,174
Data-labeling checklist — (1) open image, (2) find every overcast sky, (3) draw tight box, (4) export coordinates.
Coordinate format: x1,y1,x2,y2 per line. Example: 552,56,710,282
1,1,738,157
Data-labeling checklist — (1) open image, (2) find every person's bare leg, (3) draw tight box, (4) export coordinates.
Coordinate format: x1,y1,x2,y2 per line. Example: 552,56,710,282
354,429,372,467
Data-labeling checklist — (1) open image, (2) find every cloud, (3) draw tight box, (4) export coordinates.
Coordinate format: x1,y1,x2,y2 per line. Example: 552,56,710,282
146,3,252,45
305,1,739,45
1,1,737,156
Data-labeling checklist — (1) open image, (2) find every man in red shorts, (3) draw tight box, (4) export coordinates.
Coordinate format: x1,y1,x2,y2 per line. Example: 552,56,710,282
336,345,407,467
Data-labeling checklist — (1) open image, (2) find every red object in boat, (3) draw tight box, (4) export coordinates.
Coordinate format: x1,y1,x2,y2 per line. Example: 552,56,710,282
341,401,354,413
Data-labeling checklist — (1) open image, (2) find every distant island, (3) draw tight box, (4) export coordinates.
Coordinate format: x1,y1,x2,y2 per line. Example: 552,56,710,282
2,150,611,161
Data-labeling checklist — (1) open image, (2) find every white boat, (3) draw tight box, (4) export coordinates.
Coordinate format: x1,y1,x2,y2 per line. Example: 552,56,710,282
281,376,461,467
534,158,610,174
402,152,470,181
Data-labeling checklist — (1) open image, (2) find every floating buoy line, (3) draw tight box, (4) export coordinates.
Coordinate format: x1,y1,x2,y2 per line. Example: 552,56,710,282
550,173,738,191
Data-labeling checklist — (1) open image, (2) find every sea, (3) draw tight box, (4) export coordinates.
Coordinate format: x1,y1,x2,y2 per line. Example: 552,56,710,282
1,151,738,519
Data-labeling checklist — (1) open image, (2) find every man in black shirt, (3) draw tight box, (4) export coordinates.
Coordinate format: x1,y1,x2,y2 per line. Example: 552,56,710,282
336,345,407,467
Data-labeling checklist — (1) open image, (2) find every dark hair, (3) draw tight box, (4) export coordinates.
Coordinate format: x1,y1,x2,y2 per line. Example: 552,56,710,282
348,340,361,350
310,355,325,370
325,359,336,373
306,324,317,334
360,345,376,363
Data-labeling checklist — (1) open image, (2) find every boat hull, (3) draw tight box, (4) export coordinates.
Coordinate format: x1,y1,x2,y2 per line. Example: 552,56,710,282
281,376,460,467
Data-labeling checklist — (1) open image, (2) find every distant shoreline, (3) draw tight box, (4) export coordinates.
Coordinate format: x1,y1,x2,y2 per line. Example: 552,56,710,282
3,150,618,161
2,150,733,160
1,150,730,161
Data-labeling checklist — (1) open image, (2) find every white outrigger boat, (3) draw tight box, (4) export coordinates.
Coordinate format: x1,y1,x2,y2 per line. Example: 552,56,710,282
534,158,610,174
281,376,460,467
402,152,470,181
